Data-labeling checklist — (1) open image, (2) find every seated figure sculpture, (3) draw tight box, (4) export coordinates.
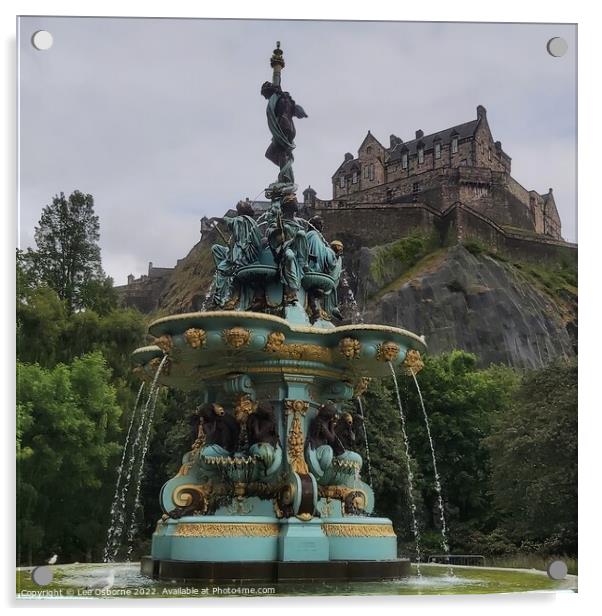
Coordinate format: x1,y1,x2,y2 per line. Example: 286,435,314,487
305,215,344,321
211,201,262,308
266,194,308,304
196,402,241,469
306,402,363,485
246,401,282,478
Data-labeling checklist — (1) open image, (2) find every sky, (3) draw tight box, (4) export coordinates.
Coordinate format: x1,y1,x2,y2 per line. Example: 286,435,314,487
17,17,577,285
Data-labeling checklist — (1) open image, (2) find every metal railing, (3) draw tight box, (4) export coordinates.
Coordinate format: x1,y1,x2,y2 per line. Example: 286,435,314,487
428,554,486,567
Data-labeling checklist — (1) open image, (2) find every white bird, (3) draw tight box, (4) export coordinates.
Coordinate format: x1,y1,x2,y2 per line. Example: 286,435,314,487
86,569,115,590
47,554,58,565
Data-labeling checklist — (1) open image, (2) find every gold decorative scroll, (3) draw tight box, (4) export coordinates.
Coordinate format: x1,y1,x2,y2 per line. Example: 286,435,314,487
322,524,396,538
222,326,251,349
375,341,401,362
174,523,280,537
264,332,332,363
284,400,310,474
401,349,424,376
338,337,361,360
184,328,207,349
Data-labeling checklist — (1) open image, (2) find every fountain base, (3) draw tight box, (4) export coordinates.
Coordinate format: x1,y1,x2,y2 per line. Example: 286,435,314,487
141,556,410,582
143,515,408,581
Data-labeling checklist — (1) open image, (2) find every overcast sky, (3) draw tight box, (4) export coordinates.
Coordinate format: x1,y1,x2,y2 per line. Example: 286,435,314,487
18,17,577,285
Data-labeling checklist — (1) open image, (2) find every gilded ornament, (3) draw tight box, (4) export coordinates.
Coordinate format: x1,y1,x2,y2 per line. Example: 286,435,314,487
322,524,395,537
265,331,286,352
174,523,280,537
233,393,258,423
375,341,401,362
154,335,173,354
184,328,207,349
402,349,425,376
318,485,368,515
338,337,361,360
353,377,371,397
148,355,170,375
222,326,251,349
284,400,309,474
264,332,332,362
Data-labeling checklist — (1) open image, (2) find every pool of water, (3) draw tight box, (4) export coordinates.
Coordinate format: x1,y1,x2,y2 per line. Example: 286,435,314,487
16,562,577,599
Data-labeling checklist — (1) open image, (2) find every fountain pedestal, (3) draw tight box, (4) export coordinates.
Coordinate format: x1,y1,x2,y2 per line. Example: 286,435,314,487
133,311,424,581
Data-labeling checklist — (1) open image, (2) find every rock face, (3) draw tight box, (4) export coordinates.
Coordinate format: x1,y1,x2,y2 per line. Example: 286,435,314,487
360,245,576,369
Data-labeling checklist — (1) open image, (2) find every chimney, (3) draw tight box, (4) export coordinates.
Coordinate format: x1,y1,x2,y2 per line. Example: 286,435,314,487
390,134,402,148
495,140,502,150
549,188,553,194
477,105,487,119
148,261,153,275
415,129,424,140
344,152,354,162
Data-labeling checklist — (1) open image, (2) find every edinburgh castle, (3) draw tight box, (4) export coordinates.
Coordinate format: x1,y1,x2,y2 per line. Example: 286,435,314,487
116,105,577,370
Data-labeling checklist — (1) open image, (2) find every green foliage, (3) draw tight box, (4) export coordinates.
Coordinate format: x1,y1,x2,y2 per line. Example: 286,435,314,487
369,233,438,289
29,190,103,313
485,359,577,553
16,353,122,564
356,354,577,559
463,240,486,255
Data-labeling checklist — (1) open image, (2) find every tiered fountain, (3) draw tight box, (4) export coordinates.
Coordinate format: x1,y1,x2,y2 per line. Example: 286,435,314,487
134,43,427,582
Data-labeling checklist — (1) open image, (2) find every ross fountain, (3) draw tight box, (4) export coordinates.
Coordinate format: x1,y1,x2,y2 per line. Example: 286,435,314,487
132,42,427,582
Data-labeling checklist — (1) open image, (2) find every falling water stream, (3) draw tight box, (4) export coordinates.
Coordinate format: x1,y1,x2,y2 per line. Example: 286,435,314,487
388,361,423,576
103,383,146,562
410,370,453,575
356,397,374,488
104,355,168,562
124,356,168,559
340,269,363,323
200,278,216,311
125,382,163,559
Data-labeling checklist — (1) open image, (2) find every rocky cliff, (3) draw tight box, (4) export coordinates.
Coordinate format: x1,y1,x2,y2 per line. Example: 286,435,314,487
358,243,577,369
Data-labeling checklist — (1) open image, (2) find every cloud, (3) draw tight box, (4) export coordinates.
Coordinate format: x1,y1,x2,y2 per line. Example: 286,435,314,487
18,18,577,284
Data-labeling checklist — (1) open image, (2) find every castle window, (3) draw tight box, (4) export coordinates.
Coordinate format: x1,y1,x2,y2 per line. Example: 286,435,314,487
368,164,375,180
451,136,458,154
401,152,408,169
412,182,421,193
434,142,441,159
352,171,358,184
363,166,369,178
366,146,372,154
418,147,424,164
339,176,346,188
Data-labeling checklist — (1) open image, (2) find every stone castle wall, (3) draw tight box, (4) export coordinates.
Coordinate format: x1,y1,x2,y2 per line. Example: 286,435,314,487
312,201,576,266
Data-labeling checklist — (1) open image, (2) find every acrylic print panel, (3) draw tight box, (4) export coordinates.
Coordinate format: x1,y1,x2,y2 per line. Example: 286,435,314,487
16,16,577,599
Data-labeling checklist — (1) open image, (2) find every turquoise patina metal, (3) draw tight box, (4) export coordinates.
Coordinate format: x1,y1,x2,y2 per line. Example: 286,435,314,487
133,44,427,581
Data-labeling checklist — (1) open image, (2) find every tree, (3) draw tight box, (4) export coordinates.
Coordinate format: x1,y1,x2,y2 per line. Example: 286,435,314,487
16,353,123,564
485,359,577,554
32,191,103,312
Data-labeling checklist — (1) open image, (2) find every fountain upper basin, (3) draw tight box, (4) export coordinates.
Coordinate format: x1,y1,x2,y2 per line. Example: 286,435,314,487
132,310,426,391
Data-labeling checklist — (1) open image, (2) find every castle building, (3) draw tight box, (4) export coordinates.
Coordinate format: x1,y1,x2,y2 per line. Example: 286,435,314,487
310,105,561,240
